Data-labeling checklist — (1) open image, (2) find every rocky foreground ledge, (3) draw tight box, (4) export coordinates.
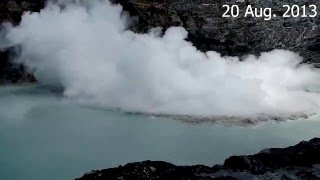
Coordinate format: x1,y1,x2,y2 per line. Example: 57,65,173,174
76,138,320,180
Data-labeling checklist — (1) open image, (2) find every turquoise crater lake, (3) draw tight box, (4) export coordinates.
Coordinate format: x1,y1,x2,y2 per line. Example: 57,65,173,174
0,85,320,180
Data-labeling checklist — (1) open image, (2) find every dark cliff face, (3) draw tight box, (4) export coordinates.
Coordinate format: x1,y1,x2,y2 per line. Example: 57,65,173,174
0,0,44,23
117,0,320,63
0,0,43,83
77,138,320,180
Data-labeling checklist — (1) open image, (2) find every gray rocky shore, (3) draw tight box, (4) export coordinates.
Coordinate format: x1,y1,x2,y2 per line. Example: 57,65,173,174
77,138,320,180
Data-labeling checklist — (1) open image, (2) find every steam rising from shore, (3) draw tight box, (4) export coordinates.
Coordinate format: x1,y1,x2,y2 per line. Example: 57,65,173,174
1,0,320,118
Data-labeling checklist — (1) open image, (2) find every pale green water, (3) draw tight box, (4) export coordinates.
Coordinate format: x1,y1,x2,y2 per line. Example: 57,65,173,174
0,85,320,180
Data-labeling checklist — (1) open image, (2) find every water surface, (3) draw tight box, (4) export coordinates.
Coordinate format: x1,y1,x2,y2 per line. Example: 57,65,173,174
1,85,320,180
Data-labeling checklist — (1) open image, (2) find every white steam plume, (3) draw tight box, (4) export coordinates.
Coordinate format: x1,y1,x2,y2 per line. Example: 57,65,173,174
1,0,320,118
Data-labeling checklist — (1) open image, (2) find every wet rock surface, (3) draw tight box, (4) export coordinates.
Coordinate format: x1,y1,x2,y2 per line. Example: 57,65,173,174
77,138,320,180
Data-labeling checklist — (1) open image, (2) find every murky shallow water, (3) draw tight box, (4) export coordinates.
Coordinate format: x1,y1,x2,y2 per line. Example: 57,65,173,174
1,85,320,180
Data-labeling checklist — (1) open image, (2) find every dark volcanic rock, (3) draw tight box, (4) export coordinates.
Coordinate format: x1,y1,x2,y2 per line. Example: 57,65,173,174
224,138,320,174
76,138,320,180
0,47,36,83
0,0,43,83
0,0,44,24
116,0,320,63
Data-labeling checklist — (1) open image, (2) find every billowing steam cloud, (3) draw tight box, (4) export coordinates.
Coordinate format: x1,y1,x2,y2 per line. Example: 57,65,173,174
1,0,320,118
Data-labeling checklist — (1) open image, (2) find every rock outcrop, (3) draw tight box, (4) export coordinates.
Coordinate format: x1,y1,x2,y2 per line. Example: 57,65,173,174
116,0,320,63
0,0,43,83
77,138,320,180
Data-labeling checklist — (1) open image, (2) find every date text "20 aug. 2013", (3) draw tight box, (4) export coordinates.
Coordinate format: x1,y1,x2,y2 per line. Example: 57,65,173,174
222,5,317,20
